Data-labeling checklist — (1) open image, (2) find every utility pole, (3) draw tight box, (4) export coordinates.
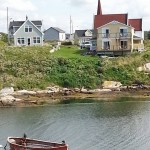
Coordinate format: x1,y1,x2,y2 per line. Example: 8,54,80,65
7,7,9,45
70,16,72,36
72,19,73,34
69,16,72,41
92,13,95,30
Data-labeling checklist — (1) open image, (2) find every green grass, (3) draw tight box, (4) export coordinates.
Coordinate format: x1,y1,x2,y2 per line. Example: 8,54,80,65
53,46,83,58
52,45,99,60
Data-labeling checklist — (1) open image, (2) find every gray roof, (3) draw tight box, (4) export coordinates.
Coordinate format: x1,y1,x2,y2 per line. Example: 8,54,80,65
75,29,95,37
53,27,65,33
44,27,65,33
9,20,42,29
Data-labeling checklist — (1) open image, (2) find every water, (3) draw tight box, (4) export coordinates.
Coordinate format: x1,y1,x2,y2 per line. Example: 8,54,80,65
0,99,150,150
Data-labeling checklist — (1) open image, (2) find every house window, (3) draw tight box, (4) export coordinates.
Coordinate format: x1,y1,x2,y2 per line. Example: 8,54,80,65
120,41,127,49
92,41,97,46
37,37,40,43
120,28,128,37
17,38,25,45
105,29,109,37
25,26,32,32
33,37,41,44
29,27,32,32
102,28,109,38
103,41,110,50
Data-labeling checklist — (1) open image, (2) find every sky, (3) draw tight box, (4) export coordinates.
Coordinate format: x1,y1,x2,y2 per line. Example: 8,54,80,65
0,0,150,33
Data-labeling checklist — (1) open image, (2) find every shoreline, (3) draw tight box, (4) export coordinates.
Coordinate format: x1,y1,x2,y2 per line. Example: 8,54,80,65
1,89,149,107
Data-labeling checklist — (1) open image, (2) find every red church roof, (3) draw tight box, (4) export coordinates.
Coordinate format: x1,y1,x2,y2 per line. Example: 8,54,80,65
94,14,128,29
94,0,142,31
128,19,142,31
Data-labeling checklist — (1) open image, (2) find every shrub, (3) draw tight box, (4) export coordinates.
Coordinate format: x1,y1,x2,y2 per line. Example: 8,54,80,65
133,80,144,86
62,41,72,45
142,53,150,60
0,41,6,47
1,33,8,43
0,44,150,90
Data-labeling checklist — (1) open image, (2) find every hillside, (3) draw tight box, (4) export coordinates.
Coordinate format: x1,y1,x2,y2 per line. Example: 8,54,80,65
0,43,150,90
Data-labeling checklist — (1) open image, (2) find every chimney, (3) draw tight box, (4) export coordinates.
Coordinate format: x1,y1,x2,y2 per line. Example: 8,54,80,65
97,0,102,15
26,15,28,20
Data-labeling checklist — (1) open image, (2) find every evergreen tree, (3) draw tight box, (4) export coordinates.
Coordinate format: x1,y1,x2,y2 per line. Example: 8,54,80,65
1,33,8,43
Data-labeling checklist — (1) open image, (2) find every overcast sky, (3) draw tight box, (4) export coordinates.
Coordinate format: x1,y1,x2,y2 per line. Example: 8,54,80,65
0,0,150,33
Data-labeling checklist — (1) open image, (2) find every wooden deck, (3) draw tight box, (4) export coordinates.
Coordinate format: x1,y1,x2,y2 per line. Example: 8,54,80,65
97,49,131,57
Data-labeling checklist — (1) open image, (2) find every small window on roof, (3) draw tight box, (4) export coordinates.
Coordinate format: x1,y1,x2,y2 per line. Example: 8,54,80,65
29,26,32,32
25,26,28,32
25,26,32,32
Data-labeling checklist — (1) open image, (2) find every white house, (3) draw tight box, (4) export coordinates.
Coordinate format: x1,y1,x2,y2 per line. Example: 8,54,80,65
9,17,43,46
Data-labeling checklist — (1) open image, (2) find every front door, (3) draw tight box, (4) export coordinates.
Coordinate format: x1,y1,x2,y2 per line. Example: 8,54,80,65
27,38,31,46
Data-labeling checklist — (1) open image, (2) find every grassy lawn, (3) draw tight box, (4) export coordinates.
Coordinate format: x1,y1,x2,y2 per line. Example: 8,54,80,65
52,45,99,60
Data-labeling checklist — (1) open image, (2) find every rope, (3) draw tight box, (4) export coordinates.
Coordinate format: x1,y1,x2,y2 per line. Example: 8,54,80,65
4,142,7,150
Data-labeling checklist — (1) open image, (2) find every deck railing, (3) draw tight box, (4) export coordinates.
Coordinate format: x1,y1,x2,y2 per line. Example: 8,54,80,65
99,45,131,51
99,33,132,39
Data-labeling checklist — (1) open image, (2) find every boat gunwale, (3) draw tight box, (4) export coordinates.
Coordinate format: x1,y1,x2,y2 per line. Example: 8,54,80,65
7,137,68,149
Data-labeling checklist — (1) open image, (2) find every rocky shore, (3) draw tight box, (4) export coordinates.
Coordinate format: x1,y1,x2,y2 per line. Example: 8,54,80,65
0,81,150,107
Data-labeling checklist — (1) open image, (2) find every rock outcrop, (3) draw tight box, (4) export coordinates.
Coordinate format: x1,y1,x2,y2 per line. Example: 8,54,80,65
102,81,122,90
0,87,14,96
14,90,36,96
137,63,150,73
47,86,60,93
0,95,21,106
81,87,88,93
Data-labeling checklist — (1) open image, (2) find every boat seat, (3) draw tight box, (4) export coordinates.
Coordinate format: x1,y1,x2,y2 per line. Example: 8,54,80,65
9,139,16,144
